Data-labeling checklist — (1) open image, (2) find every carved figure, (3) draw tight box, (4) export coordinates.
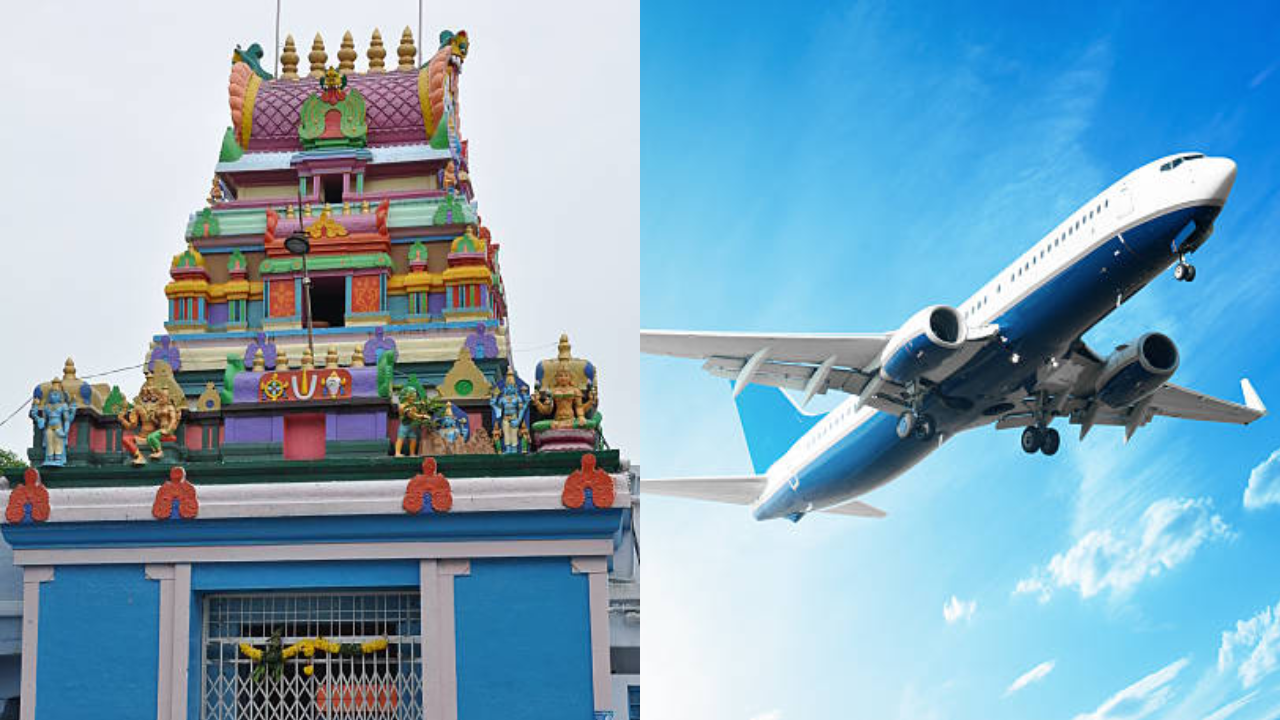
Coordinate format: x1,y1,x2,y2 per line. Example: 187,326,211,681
117,373,182,466
442,160,458,193
532,366,598,430
437,402,464,452
489,368,528,454
29,379,77,466
394,387,430,457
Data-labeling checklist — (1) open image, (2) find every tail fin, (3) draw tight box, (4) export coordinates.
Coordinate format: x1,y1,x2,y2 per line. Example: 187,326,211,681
732,382,828,473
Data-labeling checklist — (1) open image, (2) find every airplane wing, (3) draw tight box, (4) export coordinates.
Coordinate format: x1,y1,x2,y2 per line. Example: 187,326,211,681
641,330,889,400
998,339,1266,440
818,499,887,518
1073,380,1265,436
638,476,766,505
642,327,1002,407
639,476,888,519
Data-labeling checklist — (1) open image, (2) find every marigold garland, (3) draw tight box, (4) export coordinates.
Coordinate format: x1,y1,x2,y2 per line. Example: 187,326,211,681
238,634,390,681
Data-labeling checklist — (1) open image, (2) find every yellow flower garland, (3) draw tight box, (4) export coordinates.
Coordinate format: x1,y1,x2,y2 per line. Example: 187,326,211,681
238,636,391,680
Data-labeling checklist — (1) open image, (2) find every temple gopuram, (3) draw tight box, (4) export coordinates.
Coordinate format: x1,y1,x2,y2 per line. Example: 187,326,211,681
2,27,636,720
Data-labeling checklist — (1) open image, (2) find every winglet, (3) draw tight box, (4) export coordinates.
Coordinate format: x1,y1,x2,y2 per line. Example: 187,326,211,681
1242,378,1267,415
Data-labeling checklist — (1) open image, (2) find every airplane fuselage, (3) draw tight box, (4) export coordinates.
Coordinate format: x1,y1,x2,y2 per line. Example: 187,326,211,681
753,154,1238,521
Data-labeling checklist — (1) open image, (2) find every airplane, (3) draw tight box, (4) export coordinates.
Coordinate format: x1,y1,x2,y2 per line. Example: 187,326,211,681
641,153,1266,523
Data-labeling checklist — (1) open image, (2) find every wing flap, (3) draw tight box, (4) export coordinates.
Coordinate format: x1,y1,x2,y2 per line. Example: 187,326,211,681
638,476,766,506
1147,380,1264,424
641,330,891,369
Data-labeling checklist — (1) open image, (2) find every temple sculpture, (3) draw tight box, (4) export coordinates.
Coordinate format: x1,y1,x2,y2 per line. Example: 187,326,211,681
21,28,607,468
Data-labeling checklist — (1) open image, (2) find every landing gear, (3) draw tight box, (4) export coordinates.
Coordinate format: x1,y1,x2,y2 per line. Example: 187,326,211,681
1021,426,1042,454
1021,425,1060,455
1174,259,1196,282
1041,427,1060,456
896,411,936,441
914,414,936,441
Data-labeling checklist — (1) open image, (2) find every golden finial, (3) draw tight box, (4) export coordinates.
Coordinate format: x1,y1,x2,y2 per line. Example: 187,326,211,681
277,348,290,369
301,346,315,370
285,204,295,219
325,345,339,368
252,348,265,372
360,200,370,214
367,29,386,73
397,26,417,71
280,34,300,80
342,201,351,216
351,346,365,367
557,333,572,361
309,33,327,78
304,203,313,218
63,357,78,382
338,31,357,75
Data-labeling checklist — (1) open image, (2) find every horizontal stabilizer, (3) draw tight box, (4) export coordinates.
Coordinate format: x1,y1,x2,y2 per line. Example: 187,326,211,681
818,500,887,518
639,476,766,506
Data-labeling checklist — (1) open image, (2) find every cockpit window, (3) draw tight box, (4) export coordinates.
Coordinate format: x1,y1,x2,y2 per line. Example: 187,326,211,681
1160,154,1204,171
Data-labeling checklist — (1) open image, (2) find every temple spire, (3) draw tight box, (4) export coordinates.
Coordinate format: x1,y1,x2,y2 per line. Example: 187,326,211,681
338,31,357,75
367,29,386,73
309,33,327,78
280,34,299,80
397,27,416,71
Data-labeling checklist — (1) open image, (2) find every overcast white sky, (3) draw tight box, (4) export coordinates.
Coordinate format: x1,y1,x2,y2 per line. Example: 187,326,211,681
0,0,638,459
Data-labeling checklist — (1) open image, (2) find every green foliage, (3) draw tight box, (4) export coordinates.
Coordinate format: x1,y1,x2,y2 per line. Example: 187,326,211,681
222,354,245,405
102,386,127,415
376,350,397,398
0,448,25,469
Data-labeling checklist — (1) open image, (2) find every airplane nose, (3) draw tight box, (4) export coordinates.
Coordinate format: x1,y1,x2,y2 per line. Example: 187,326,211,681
1212,157,1237,202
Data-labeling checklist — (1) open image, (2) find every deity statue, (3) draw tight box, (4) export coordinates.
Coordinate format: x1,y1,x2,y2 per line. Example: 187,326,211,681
489,368,529,454
394,387,430,457
29,379,77,467
442,160,458,193
437,402,464,453
531,366,598,430
117,373,183,466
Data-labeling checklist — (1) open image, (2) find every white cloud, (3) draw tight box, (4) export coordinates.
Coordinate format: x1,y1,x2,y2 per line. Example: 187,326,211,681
1072,658,1188,720
1004,660,1055,697
1219,599,1280,688
1202,691,1259,720
1015,497,1232,601
748,711,782,720
1243,448,1280,510
943,595,976,624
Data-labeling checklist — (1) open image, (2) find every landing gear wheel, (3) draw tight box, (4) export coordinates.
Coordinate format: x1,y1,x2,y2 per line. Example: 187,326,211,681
913,414,936,441
1174,262,1197,282
896,412,916,439
1040,427,1060,456
1184,264,1196,282
1021,426,1043,454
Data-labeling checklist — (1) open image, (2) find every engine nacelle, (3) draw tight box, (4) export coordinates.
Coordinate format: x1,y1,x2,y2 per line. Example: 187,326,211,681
1095,332,1179,408
879,305,967,384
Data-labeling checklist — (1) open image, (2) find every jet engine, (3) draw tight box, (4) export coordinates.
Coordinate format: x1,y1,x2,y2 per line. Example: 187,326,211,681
1094,332,1179,408
879,305,967,384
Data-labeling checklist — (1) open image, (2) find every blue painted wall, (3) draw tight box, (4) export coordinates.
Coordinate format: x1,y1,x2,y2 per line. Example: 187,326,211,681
37,565,159,718
454,558,594,719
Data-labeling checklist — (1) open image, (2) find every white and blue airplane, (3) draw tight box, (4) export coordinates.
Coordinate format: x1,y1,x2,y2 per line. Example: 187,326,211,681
642,153,1266,522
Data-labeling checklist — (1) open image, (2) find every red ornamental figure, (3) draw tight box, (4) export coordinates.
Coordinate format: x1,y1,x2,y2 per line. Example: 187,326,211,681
152,466,199,520
5,467,51,524
403,458,453,514
561,454,614,510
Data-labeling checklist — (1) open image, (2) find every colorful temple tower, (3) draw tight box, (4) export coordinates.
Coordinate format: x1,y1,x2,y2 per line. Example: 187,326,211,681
2,28,635,720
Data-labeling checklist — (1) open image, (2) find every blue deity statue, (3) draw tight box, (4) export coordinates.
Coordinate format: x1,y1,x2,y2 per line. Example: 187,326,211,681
437,402,465,452
29,380,77,466
489,368,529,455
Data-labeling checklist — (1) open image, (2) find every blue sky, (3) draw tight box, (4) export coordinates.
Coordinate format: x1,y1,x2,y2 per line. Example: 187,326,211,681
640,2,1280,718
